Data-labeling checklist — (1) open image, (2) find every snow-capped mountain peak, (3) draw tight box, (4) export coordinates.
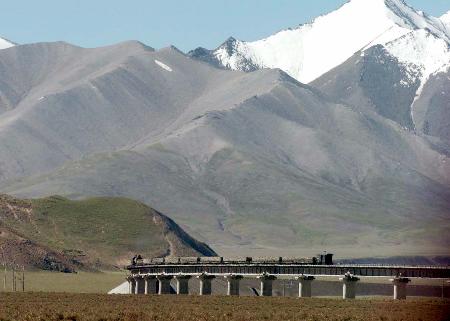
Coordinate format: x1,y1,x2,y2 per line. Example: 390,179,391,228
382,0,449,40
0,36,15,50
189,0,450,84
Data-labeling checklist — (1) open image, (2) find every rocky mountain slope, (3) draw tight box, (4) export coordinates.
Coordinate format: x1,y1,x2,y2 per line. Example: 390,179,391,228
0,40,449,257
0,194,215,271
311,38,450,142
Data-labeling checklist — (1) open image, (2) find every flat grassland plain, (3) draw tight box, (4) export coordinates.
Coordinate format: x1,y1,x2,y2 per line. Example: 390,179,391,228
2,270,447,293
1,293,449,321
2,271,126,293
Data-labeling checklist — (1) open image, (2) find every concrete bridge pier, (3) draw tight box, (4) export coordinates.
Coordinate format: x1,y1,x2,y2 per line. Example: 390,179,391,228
157,274,173,295
134,275,145,294
197,273,216,295
144,275,157,295
339,273,360,299
126,276,136,294
224,274,243,296
390,277,411,300
174,274,192,295
257,273,277,296
296,275,315,298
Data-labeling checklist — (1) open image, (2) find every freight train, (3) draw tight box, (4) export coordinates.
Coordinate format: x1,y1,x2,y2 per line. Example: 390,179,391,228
132,253,333,266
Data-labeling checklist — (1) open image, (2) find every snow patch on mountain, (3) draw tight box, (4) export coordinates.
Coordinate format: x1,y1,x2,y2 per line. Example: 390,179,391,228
441,11,450,24
385,30,450,85
441,11,450,32
193,0,450,84
154,59,173,72
0,37,15,50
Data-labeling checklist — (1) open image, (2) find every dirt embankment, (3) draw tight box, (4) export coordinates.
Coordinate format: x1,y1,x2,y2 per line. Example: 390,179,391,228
0,195,81,272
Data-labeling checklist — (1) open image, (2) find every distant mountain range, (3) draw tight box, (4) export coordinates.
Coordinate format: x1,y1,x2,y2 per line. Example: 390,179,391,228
189,0,450,81
189,0,450,141
0,0,449,258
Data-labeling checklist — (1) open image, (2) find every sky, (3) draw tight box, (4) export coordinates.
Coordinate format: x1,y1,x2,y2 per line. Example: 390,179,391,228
1,0,449,52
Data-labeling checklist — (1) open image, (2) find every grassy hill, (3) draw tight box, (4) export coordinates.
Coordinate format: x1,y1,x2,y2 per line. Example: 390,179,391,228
0,194,216,271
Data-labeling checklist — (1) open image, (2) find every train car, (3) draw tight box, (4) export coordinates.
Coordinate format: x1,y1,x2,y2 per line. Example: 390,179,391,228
200,256,224,264
281,257,316,264
223,257,252,264
151,257,165,264
142,252,333,266
179,257,201,264
252,257,283,264
165,257,181,264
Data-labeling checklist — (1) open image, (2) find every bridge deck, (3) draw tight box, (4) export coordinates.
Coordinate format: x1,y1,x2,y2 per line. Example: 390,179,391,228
127,264,450,278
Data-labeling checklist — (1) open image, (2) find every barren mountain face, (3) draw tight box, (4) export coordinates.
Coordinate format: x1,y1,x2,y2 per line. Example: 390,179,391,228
0,38,449,257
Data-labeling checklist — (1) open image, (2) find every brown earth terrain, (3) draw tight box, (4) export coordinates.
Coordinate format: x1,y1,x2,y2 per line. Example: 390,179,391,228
0,293,449,321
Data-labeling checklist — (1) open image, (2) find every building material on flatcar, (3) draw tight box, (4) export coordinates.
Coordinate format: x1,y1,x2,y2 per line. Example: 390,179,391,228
281,257,315,264
253,257,282,264
165,257,181,264
151,257,165,264
180,257,200,264
200,257,223,263
224,257,252,263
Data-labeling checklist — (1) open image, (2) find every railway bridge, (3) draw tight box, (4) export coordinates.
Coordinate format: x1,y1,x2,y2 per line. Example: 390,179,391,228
126,256,450,300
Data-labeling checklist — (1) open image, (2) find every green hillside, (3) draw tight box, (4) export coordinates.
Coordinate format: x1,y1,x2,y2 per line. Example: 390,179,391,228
0,194,216,271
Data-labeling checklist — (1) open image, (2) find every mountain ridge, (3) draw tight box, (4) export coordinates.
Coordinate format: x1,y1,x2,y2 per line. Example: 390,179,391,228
1,42,449,256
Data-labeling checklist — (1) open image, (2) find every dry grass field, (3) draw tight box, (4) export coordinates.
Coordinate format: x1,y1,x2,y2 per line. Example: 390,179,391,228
2,270,448,295
1,271,126,293
0,293,449,321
